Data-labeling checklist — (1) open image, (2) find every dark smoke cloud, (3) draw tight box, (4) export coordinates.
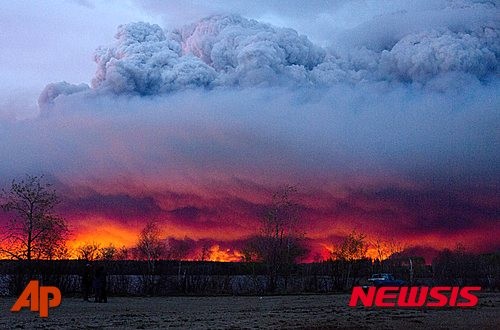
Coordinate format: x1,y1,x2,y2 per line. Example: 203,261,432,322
1,0,499,255
39,2,498,107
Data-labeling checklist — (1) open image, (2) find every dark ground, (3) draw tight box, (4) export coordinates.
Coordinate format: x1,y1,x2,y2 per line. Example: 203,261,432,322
1,293,498,329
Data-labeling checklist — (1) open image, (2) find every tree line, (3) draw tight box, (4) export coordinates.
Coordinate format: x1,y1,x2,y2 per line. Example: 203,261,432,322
1,175,498,293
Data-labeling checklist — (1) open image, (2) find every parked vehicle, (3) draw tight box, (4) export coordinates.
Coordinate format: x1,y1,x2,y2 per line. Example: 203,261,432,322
366,273,406,287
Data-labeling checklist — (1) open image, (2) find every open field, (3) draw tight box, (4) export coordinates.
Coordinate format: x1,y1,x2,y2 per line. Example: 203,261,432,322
1,293,499,329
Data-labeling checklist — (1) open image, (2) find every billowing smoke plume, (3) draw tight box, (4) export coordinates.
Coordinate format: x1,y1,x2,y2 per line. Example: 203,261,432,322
2,0,499,258
38,82,90,107
39,2,499,108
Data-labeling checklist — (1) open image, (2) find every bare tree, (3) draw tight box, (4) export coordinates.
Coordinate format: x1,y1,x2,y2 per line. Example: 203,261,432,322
44,240,70,260
114,245,130,260
0,175,68,261
76,242,101,261
333,231,368,262
371,238,406,274
99,243,117,261
136,221,166,294
75,242,119,261
247,185,308,292
137,221,165,271
372,238,405,261
332,230,368,289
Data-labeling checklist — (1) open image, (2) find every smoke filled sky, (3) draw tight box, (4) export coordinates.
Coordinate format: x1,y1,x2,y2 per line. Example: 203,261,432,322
0,0,499,262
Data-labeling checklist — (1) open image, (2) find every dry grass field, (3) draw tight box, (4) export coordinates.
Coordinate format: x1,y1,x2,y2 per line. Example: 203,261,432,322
1,293,498,329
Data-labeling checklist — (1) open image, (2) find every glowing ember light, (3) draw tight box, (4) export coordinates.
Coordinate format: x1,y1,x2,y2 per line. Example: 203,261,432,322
206,245,244,262
67,218,138,257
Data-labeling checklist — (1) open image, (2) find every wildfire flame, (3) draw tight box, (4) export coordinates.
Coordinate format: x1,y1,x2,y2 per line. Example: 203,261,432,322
205,245,244,262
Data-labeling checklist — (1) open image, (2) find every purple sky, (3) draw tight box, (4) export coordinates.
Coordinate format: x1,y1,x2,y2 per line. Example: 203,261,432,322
0,1,498,262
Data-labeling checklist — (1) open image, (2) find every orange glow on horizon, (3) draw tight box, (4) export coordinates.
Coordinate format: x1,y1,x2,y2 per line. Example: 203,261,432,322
1,210,496,263
317,243,388,261
68,218,138,255
205,244,244,262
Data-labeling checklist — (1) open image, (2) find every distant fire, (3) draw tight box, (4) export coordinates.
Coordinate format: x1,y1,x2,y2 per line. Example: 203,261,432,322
204,245,244,262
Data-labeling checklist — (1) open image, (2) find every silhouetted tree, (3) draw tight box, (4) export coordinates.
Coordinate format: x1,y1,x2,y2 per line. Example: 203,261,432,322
76,242,101,261
99,244,117,261
371,238,405,273
333,230,368,262
137,221,165,264
372,238,405,262
114,245,130,260
136,221,166,293
0,175,68,261
246,185,308,292
332,230,368,289
76,242,120,261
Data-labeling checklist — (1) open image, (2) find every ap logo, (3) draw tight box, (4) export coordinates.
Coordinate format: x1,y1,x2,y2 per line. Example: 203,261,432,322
11,280,62,317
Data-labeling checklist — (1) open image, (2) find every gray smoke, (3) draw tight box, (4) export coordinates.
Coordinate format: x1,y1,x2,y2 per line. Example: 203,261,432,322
1,1,499,249
39,2,499,109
